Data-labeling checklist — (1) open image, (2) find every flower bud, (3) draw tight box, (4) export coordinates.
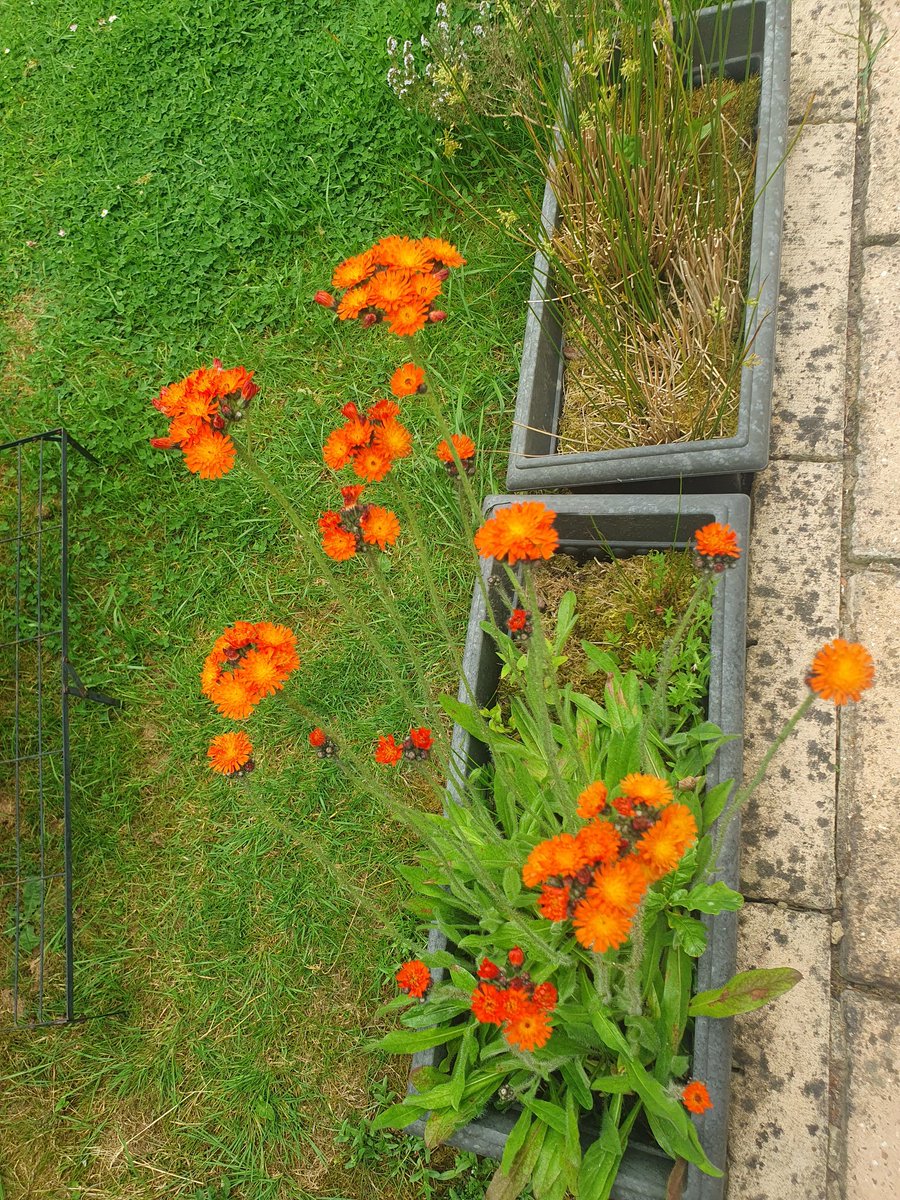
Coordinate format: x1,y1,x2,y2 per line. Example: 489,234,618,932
341,402,360,419
314,290,335,308
362,312,379,328
508,946,524,967
427,310,447,323
433,267,450,281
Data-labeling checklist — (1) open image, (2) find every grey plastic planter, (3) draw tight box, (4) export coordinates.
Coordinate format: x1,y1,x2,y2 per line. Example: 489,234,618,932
506,0,791,490
404,493,751,1200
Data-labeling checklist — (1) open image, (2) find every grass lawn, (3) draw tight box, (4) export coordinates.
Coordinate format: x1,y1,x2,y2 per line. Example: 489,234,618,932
0,2,535,1196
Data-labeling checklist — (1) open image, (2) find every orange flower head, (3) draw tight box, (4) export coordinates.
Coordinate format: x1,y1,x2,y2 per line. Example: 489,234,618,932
322,527,358,562
323,427,355,471
373,418,412,462
367,399,400,422
182,431,236,479
636,803,698,881
504,1003,553,1052
575,818,622,867
360,505,400,550
331,250,376,291
531,982,558,1012
409,727,433,750
682,1081,713,1115
343,417,374,450
387,301,430,337
808,639,874,705
501,983,531,1021
209,675,256,721
308,727,327,748
572,897,632,954
337,283,372,321
395,958,431,999
375,734,403,765
374,235,434,272
619,773,673,810
576,782,608,819
539,832,590,881
471,982,506,1025
208,731,253,776
586,856,649,914
436,434,476,464
538,885,570,922
340,485,365,508
240,648,285,699
477,958,501,980
409,272,443,305
390,363,426,398
223,620,258,650
368,268,415,314
474,502,559,565
318,510,343,534
352,447,392,483
522,840,558,889
693,521,741,564
418,237,466,268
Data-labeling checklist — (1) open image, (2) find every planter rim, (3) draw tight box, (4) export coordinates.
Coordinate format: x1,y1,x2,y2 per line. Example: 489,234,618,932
506,0,791,489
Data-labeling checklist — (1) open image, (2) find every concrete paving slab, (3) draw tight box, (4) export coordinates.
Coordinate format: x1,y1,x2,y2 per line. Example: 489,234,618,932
840,569,900,989
741,460,841,907
790,0,861,125
727,904,831,1200
865,0,900,236
842,990,900,1200
770,122,855,460
851,246,900,559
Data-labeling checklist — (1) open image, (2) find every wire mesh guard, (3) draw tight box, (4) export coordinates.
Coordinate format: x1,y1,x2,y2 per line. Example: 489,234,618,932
0,430,119,1029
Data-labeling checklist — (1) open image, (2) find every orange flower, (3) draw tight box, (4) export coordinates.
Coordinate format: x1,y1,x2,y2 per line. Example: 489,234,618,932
360,505,401,550
367,398,400,422
387,301,430,337
183,431,236,479
500,983,531,1021
576,782,607,819
208,731,253,776
337,283,372,321
522,841,557,889
436,434,476,463
619,773,673,809
474,502,559,565
409,272,443,305
375,734,403,765
240,648,285,699
808,639,875,705
340,485,365,508
332,250,375,291
322,527,358,561
575,819,622,867
693,522,741,561
504,1004,553,1053
343,417,374,449
586,857,648,914
323,428,355,470
471,982,506,1025
636,803,697,881
353,447,393,483
682,1081,713,1115
373,418,412,461
537,885,570,921
418,237,466,268
374,235,434,272
409,727,433,750
395,958,431,998
539,832,590,880
531,982,558,1012
209,675,256,721
368,268,415,313
309,727,327,748
572,898,632,954
390,363,425,398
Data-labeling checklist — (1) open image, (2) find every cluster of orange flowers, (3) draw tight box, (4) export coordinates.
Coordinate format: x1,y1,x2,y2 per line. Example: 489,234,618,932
201,620,300,720
323,399,412,482
475,501,559,565
318,485,401,562
522,775,697,954
470,947,557,1053
314,237,465,336
375,728,433,765
150,360,258,479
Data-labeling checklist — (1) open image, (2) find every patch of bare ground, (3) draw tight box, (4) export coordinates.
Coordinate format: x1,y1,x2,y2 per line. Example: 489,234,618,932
0,291,44,403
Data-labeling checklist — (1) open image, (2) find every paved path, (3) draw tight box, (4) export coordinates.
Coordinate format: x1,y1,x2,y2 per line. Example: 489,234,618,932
727,2,900,1197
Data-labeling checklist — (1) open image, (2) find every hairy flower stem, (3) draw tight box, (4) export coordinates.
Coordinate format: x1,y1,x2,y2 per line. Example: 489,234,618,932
622,901,646,1018
708,691,817,872
593,955,613,1005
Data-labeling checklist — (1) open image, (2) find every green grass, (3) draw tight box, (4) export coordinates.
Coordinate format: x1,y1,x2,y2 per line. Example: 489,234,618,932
0,2,534,1197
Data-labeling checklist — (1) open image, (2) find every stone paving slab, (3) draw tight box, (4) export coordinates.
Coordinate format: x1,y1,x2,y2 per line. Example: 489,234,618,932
842,990,900,1199
851,246,900,559
839,569,900,990
741,460,841,908
865,0,900,236
727,903,831,1200
789,0,861,125
770,122,855,460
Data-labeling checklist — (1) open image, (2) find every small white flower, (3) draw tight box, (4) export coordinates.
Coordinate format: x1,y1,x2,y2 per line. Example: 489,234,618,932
100,209,108,217
58,229,66,237
69,23,77,32
473,23,484,36
402,39,411,54
107,13,118,21
3,47,10,54
436,1,448,15
387,35,397,54
420,34,429,48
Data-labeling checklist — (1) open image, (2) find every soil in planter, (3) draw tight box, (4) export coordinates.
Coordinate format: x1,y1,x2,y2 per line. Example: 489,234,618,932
512,550,712,729
554,76,761,453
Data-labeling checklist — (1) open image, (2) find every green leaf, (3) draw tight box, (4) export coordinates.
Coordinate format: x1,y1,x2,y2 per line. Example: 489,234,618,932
591,1075,633,1094
553,591,577,653
523,1098,568,1137
503,866,521,903
448,1026,474,1110
531,1126,565,1198
370,1100,426,1132
590,1011,630,1057
487,1121,547,1200
560,1059,594,1110
421,949,459,970
688,967,803,1018
372,1025,466,1055
674,882,744,915
667,913,708,957
701,780,733,828
440,694,485,740
582,643,619,675
449,966,476,995
499,1106,532,1177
